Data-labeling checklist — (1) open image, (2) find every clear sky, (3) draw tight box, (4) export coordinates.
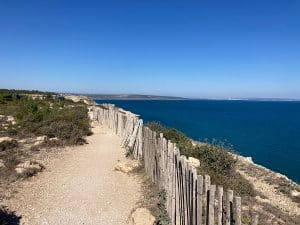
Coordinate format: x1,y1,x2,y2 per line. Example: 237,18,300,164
0,0,299,99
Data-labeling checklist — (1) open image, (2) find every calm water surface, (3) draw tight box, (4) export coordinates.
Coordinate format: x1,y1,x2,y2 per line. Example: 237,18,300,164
96,100,300,182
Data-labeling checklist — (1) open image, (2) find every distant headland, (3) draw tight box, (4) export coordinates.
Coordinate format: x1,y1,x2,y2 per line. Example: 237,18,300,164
85,94,187,100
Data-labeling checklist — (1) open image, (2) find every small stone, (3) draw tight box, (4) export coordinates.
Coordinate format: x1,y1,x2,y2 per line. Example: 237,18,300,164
290,190,300,197
0,159,5,169
15,160,44,175
115,160,140,173
0,137,13,143
7,116,16,125
36,136,47,141
187,157,200,168
129,208,155,225
245,157,253,163
255,195,271,204
33,136,48,146
49,137,59,141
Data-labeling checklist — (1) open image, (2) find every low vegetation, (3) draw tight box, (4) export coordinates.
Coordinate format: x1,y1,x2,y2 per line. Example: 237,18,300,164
0,89,91,144
146,121,254,197
137,169,170,225
0,89,92,199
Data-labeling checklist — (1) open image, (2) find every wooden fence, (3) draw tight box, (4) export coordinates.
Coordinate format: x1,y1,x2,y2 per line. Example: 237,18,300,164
92,104,259,225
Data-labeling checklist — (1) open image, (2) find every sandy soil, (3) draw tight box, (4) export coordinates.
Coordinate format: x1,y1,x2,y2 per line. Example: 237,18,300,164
2,125,142,225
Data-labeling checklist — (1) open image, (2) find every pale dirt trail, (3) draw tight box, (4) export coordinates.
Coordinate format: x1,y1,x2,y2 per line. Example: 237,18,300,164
3,125,142,225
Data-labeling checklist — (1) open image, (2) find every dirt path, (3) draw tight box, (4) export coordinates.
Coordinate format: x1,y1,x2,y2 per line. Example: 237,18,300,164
3,125,142,225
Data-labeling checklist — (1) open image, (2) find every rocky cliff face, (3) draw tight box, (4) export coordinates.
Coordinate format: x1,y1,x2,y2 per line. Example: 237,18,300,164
63,94,96,105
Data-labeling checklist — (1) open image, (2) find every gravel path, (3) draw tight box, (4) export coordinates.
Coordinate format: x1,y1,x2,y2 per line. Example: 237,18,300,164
3,125,142,225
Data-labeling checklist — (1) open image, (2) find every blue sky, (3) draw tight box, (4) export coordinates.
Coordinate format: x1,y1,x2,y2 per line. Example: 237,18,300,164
0,0,299,98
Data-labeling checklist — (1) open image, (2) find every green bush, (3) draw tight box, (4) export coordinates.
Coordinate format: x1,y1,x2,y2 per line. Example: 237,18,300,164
155,190,170,225
192,143,236,175
146,122,194,155
40,107,91,144
0,89,91,145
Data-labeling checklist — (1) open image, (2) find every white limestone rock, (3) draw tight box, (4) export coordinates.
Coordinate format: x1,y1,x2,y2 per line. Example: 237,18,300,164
129,208,155,225
0,159,5,169
0,137,13,143
187,157,200,168
115,160,141,173
15,160,44,175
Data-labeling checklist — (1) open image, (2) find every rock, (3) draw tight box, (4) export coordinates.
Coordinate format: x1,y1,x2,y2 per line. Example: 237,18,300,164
245,157,253,163
187,157,200,168
115,160,141,173
18,139,27,143
255,195,271,204
129,208,155,225
49,137,59,141
290,190,300,197
33,136,48,146
36,136,47,141
15,161,44,175
0,137,13,143
0,159,5,169
7,116,16,125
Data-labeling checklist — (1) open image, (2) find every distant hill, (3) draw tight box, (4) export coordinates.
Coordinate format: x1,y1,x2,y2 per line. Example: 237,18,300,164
86,94,186,100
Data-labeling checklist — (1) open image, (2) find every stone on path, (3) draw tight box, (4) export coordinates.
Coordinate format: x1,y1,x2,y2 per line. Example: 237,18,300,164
129,208,155,225
15,160,44,175
115,160,141,173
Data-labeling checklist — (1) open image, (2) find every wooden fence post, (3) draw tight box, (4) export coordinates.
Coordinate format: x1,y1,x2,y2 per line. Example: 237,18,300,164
251,213,259,225
208,185,216,225
234,196,241,225
204,175,211,225
197,175,203,225
217,186,223,225
225,190,234,225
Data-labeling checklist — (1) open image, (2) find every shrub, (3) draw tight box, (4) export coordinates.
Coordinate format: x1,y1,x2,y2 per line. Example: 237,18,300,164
0,90,91,145
192,143,236,175
39,106,91,145
155,190,170,225
146,122,194,155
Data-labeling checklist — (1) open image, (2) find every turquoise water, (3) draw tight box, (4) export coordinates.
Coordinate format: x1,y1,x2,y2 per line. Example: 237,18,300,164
96,100,300,182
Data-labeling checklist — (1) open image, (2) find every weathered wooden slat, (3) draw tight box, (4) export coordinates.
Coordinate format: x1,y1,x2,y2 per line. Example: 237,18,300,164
208,185,216,225
225,190,234,225
217,186,224,225
234,196,241,225
251,213,259,225
204,175,211,225
197,175,203,225
192,168,198,225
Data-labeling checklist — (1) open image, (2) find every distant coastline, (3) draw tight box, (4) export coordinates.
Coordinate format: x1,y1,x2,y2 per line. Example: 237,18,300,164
80,93,300,102
85,94,187,100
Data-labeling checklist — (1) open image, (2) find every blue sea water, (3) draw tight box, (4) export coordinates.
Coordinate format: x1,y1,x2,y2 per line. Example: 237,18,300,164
96,100,300,183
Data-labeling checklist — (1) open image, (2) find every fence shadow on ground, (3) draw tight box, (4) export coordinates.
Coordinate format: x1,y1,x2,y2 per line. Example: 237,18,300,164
0,207,21,225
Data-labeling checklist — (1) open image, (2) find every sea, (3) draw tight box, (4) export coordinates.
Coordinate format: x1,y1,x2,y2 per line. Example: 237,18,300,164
96,100,300,183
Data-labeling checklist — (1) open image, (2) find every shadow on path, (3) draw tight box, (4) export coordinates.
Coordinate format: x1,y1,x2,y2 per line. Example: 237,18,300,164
0,207,21,225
